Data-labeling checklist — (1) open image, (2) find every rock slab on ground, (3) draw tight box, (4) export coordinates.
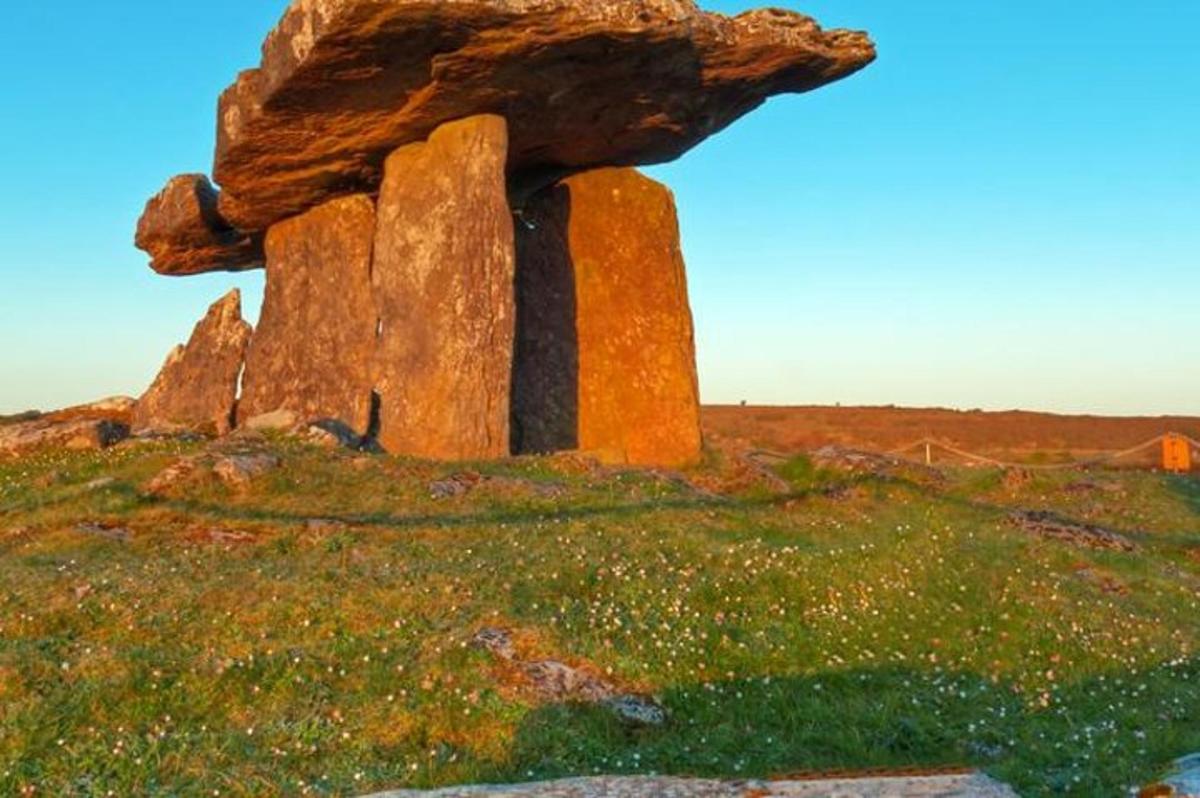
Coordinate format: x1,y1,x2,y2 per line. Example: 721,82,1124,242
133,289,252,436
364,773,1018,798
372,114,515,460
238,194,378,436
471,627,666,726
0,398,134,457
514,167,702,467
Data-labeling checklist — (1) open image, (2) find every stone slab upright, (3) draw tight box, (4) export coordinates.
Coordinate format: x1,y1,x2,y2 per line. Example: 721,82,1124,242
133,289,252,435
372,115,516,460
514,167,702,467
238,195,379,436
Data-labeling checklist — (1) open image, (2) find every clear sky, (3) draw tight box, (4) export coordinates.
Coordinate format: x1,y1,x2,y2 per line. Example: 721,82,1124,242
0,1,1196,416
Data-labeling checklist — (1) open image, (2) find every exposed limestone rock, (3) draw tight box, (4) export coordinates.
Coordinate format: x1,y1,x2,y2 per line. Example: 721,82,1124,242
133,290,252,435
212,452,282,488
372,115,515,460
0,418,129,457
238,195,377,436
136,174,263,275
470,627,666,726
0,398,135,457
1008,510,1138,552
365,773,1020,798
513,167,701,467
212,0,876,231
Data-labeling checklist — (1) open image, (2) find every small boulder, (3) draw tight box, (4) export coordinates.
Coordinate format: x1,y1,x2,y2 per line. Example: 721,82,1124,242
212,453,281,488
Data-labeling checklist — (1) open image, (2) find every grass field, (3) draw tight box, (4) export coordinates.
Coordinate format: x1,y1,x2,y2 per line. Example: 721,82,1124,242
1,436,1198,797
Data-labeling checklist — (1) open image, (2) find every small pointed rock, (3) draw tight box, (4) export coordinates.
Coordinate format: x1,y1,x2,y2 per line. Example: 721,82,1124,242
133,290,252,435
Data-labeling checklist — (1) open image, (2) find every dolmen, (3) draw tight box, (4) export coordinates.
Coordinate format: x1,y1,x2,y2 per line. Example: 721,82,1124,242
134,0,875,466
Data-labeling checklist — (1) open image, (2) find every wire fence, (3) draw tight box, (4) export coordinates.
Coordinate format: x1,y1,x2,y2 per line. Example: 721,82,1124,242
885,433,1200,472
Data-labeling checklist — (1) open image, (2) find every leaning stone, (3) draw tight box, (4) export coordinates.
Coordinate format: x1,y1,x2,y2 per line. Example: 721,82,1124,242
238,195,378,436
372,115,515,460
212,0,875,231
513,167,702,467
133,290,252,436
135,174,263,275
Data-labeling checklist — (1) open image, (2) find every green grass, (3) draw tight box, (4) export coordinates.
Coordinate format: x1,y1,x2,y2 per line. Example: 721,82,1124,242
1,439,1198,797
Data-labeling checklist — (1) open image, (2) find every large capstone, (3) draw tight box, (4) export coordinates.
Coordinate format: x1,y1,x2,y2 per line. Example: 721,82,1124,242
514,167,702,467
372,115,516,460
237,195,378,436
205,0,875,234
133,289,252,435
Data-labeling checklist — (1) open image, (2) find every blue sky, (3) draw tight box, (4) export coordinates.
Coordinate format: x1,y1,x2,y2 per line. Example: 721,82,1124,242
0,1,1196,415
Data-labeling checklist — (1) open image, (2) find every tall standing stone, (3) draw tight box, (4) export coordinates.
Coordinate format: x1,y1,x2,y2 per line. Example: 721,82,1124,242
372,115,516,460
513,167,702,467
133,289,252,435
238,194,378,436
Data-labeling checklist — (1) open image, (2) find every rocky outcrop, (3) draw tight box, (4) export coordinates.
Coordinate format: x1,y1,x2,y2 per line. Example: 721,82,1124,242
514,168,702,467
238,195,377,436
136,175,263,276
208,0,876,232
133,290,252,435
372,115,515,460
0,398,134,457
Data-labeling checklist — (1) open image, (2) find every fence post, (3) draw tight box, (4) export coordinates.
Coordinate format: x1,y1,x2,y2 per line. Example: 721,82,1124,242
1163,434,1191,473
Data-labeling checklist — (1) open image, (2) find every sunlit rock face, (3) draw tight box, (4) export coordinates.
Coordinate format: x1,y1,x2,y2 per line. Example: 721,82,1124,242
133,290,252,435
513,167,702,467
131,1,874,463
237,195,378,437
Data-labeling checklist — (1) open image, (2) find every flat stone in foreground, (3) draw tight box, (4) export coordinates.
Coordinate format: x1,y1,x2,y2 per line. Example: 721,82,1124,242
364,773,1019,798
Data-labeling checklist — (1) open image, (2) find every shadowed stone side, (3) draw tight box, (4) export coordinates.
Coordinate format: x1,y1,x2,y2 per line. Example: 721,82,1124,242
372,115,515,460
238,194,378,437
133,290,252,435
514,168,702,467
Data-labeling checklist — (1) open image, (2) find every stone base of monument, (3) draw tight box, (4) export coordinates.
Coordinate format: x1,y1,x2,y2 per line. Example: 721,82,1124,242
130,0,877,468
361,773,1020,798
134,116,704,467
